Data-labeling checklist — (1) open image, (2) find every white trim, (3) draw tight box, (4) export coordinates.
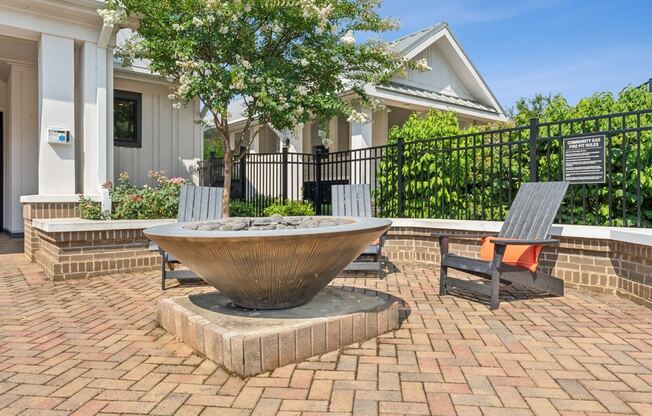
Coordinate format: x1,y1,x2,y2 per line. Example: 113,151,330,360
20,194,99,203
113,66,172,86
438,29,506,117
97,23,113,49
32,218,175,233
402,30,447,61
0,1,104,43
0,59,38,70
29,216,652,247
0,0,105,24
391,218,652,247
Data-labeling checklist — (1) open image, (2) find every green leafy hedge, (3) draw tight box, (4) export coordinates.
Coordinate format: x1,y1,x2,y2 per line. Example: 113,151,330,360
263,200,315,216
376,86,652,227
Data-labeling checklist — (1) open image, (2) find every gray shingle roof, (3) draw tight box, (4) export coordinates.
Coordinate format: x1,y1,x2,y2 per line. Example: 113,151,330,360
377,82,498,114
390,22,447,56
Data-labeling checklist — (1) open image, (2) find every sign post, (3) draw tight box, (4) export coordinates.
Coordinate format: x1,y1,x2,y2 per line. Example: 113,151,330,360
563,135,606,184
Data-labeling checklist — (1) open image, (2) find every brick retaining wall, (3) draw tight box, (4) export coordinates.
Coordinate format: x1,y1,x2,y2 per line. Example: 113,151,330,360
22,205,652,308
35,228,161,280
383,226,652,309
23,202,79,261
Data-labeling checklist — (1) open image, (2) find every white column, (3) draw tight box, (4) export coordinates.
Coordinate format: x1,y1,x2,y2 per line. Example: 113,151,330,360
80,41,109,195
349,107,373,184
38,34,76,194
287,125,304,199
302,123,311,153
328,117,338,152
288,124,303,153
6,64,38,233
350,107,373,150
106,47,114,185
372,108,388,147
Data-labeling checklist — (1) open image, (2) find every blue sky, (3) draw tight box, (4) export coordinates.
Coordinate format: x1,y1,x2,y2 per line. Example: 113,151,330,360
370,0,652,111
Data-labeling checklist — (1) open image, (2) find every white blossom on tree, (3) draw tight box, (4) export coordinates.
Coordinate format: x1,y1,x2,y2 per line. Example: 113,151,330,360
414,58,432,72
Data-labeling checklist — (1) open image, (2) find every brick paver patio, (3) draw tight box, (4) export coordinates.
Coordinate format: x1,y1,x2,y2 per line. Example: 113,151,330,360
1,250,651,416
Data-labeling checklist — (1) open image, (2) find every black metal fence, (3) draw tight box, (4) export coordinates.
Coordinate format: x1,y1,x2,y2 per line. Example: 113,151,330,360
199,109,652,227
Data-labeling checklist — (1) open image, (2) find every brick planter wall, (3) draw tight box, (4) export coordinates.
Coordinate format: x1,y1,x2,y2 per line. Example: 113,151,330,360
22,208,652,309
23,202,79,260
383,225,652,309
35,228,161,280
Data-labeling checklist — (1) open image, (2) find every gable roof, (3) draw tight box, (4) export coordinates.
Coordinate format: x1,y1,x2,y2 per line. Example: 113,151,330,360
387,22,506,118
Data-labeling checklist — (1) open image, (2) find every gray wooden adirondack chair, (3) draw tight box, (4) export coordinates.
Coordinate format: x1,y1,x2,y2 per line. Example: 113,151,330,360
331,184,383,273
438,181,569,310
151,184,224,290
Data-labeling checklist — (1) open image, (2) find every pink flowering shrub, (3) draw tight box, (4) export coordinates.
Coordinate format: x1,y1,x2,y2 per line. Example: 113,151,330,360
80,171,188,220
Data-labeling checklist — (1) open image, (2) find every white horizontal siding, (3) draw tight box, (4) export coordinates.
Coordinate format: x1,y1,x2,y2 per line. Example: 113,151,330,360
113,77,202,186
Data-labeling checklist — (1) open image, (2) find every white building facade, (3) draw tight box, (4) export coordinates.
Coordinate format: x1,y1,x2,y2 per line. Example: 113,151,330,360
0,0,202,234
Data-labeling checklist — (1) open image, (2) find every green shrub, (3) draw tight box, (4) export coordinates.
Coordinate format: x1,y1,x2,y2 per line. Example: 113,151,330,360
229,199,257,217
107,171,187,220
263,199,315,216
78,195,103,220
376,109,479,218
79,171,187,220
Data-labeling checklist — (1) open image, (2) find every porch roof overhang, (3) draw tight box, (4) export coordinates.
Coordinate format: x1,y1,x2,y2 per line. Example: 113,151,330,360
113,64,172,86
367,83,509,123
226,79,509,132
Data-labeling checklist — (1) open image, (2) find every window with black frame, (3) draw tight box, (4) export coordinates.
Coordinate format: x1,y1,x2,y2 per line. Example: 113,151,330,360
114,90,142,148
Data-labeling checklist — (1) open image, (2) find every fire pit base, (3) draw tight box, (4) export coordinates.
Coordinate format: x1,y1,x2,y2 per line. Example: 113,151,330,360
157,287,399,377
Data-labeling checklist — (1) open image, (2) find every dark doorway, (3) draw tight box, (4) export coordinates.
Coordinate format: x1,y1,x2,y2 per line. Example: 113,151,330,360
0,111,3,233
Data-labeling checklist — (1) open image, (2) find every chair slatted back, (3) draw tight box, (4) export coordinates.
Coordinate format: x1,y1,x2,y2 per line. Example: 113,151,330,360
332,184,372,217
498,181,569,240
177,185,224,222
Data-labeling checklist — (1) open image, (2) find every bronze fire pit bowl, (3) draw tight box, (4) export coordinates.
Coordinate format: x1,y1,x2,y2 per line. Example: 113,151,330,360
144,216,391,309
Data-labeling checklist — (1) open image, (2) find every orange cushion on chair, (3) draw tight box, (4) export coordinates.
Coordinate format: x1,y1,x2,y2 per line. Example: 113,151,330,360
479,237,542,272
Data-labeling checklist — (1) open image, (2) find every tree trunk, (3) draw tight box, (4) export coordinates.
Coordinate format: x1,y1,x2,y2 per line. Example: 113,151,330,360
222,146,232,218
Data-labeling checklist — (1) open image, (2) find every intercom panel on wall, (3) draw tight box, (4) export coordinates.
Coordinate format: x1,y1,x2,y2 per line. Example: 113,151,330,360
47,128,71,144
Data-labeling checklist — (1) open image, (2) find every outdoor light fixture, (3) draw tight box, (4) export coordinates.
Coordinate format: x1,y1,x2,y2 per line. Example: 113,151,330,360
281,128,291,148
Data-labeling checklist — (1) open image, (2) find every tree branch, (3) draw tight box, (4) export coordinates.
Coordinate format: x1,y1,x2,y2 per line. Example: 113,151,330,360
237,122,264,161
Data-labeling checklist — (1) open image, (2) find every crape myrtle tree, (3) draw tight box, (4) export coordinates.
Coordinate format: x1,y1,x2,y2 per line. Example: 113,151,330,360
101,0,429,216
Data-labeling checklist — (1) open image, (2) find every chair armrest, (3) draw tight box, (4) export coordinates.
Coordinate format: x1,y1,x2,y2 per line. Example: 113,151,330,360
491,238,559,246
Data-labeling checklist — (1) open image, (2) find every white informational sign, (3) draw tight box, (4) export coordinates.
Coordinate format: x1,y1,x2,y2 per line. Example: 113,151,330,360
47,128,71,144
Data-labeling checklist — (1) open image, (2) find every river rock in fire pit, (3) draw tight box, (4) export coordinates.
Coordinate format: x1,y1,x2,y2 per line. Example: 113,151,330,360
181,216,351,232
